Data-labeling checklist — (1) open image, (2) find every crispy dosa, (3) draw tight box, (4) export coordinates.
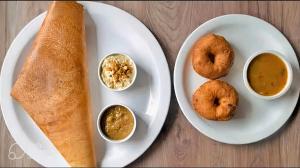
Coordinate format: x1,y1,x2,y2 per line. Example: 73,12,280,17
11,1,96,167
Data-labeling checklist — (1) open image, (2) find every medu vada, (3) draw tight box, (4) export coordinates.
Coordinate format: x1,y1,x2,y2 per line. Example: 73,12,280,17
192,80,238,121
191,33,234,79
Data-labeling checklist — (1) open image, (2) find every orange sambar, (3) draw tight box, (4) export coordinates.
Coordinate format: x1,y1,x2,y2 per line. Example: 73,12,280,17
247,53,287,96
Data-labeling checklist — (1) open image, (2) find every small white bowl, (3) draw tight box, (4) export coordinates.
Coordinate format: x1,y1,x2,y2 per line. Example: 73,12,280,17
97,104,137,143
98,53,137,91
243,50,293,100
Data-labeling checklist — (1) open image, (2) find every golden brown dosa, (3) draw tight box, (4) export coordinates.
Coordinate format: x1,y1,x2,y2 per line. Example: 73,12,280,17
11,1,96,167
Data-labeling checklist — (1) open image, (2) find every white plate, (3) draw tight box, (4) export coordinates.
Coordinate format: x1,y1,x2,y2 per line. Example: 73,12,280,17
0,1,171,167
174,14,300,144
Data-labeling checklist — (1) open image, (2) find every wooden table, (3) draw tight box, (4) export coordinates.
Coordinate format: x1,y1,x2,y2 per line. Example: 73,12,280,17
1,1,300,167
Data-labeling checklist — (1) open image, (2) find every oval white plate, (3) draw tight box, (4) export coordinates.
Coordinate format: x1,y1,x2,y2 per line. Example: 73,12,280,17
0,1,171,167
174,14,300,144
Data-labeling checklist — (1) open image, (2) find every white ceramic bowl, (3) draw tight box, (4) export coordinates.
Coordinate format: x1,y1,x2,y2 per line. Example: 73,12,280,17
98,53,137,91
243,50,293,100
97,104,137,143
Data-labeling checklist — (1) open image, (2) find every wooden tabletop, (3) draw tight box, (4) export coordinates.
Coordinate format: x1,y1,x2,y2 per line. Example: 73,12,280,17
1,1,300,167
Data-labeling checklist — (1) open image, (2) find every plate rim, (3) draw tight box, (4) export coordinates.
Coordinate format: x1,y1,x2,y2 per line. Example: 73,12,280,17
0,1,171,167
174,14,299,144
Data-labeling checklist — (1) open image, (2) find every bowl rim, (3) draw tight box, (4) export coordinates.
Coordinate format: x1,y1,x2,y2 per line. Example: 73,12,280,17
243,50,293,100
96,104,137,143
97,53,137,92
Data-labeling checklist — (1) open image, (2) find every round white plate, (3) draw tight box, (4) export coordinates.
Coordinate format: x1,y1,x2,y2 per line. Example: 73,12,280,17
0,1,171,167
174,14,300,144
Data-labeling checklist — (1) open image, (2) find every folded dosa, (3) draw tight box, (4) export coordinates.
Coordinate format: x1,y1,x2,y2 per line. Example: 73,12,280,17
11,1,96,167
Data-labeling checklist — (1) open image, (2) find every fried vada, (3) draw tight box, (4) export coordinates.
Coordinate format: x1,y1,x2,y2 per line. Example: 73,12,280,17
192,80,238,121
191,33,234,79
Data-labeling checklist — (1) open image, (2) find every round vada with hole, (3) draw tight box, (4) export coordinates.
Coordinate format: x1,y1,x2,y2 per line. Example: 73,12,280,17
192,80,239,121
191,33,234,79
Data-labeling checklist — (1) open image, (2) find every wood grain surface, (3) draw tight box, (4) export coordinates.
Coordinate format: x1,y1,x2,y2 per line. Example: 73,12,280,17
1,1,300,167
